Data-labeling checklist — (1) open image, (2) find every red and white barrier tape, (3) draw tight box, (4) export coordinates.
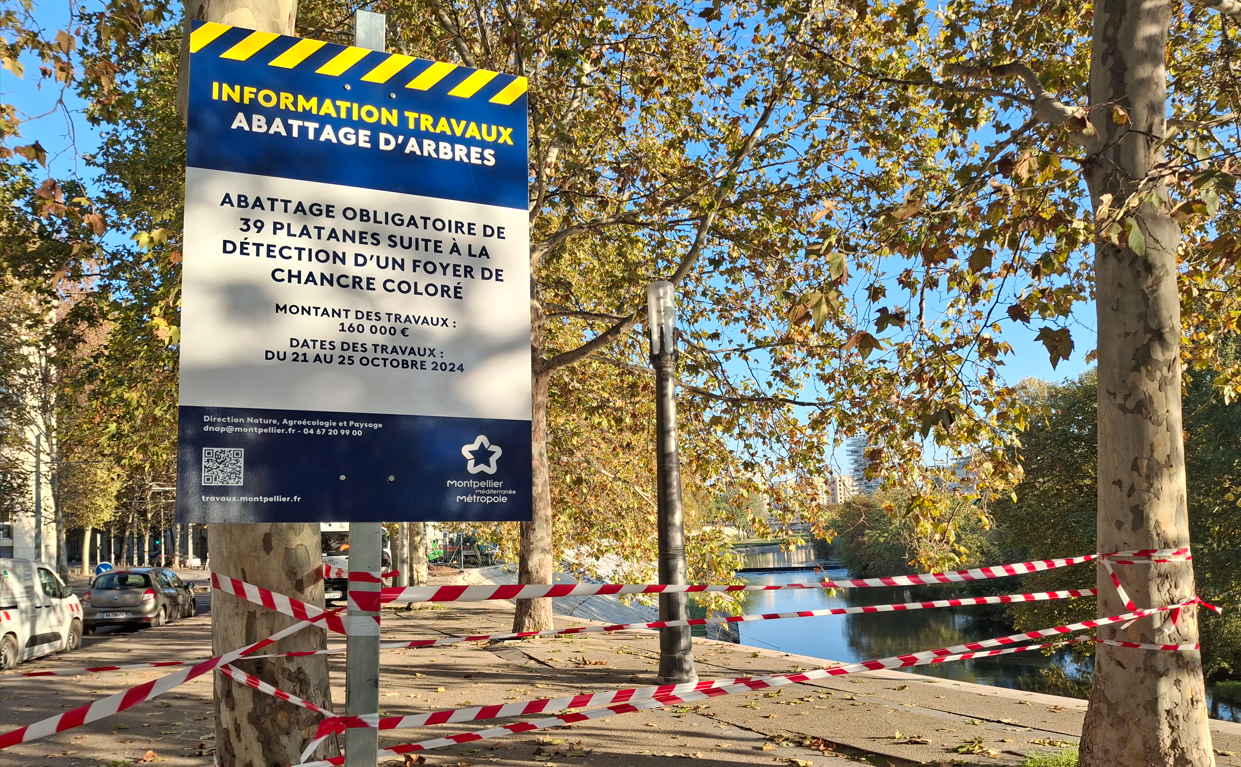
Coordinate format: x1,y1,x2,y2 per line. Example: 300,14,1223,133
213,572,348,636
5,659,213,679
379,548,1188,604
0,547,1197,750
381,553,1106,604
1101,548,1192,565
4,588,1096,680
1093,638,1200,651
217,663,334,717
296,640,1082,767
299,596,1212,754
297,593,1213,764
379,588,1097,649
0,605,345,749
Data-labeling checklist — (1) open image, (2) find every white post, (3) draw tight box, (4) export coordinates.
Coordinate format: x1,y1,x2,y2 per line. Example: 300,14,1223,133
344,17,386,767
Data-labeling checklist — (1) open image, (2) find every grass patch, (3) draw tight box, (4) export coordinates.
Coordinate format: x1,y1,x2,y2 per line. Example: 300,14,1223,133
1022,746,1078,767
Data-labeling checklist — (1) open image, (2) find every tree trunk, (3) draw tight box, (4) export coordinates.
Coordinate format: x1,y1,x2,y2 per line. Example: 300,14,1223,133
211,523,338,766
514,367,553,632
394,522,409,588
1078,0,1214,763
173,522,181,569
120,512,133,567
52,465,67,581
141,507,150,567
176,3,339,763
410,522,427,586
80,526,92,577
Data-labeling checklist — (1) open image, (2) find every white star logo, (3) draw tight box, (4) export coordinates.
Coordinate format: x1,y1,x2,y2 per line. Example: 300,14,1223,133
461,435,503,474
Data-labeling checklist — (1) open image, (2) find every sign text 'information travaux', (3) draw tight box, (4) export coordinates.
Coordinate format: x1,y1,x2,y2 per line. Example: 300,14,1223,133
177,22,532,524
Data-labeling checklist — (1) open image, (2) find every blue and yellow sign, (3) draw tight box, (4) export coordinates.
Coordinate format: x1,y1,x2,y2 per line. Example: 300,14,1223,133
177,23,533,525
186,22,528,209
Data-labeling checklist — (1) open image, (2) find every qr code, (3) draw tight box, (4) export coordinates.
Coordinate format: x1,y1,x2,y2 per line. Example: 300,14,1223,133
202,447,244,486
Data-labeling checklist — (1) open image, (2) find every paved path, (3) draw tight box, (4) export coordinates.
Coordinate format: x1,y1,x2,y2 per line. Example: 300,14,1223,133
2,580,1239,767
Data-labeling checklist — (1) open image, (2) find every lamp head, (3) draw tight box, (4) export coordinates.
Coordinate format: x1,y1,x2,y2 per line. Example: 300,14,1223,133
647,280,676,355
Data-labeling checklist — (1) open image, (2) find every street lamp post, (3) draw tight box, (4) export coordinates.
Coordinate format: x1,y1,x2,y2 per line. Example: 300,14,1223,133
648,280,697,684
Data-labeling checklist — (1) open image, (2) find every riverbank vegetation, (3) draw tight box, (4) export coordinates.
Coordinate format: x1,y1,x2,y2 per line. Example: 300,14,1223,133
831,362,1241,682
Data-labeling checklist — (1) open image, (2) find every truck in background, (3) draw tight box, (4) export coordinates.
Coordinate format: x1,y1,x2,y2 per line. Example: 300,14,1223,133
321,523,391,605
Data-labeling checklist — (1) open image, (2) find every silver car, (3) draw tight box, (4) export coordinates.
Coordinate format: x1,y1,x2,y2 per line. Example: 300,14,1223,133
81,569,193,633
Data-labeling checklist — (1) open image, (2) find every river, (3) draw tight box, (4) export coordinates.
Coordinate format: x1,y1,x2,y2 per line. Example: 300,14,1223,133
722,545,1240,722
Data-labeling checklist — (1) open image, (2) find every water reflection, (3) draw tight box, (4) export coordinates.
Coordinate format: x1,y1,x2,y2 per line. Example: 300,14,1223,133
736,545,828,571
725,554,1239,722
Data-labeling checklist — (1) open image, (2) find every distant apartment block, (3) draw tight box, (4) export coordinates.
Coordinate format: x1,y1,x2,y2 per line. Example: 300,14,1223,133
846,436,882,496
828,474,854,504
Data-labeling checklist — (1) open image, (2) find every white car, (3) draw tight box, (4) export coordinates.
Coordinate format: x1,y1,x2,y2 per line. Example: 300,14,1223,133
0,558,83,669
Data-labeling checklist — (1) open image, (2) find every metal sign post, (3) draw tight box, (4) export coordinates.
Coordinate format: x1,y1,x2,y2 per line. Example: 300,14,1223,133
343,16,386,767
345,18,385,767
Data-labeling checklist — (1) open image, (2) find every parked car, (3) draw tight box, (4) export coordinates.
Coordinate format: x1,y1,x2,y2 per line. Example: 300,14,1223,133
0,558,83,670
81,568,194,633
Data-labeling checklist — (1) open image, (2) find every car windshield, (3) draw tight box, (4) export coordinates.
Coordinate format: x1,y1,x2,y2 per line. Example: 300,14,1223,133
93,572,151,590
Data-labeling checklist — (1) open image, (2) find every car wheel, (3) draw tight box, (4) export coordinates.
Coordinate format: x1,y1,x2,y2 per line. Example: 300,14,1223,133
153,607,166,628
60,621,82,653
84,625,96,635
0,634,18,670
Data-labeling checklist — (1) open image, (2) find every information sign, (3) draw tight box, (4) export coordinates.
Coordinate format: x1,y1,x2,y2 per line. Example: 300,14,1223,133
177,22,531,523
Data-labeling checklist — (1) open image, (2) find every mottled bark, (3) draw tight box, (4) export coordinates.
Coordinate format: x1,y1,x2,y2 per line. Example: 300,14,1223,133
514,297,553,632
175,0,297,119
410,522,428,586
394,523,409,589
1079,0,1213,763
210,524,338,766
80,526,92,577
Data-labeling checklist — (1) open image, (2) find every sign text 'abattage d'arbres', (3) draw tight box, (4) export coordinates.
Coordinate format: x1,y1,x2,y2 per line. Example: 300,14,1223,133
176,22,532,524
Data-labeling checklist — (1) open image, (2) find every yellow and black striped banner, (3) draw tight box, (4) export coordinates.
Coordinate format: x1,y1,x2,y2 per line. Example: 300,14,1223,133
189,23,527,107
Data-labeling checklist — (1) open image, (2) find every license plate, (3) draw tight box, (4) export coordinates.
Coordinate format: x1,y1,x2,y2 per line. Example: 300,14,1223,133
324,591,342,600
99,612,128,619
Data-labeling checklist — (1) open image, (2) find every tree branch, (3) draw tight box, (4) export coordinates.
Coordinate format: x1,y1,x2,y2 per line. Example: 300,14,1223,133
573,455,657,511
588,356,832,408
544,304,631,322
1188,0,1241,17
1167,112,1238,134
427,0,477,68
946,62,1079,126
529,210,642,269
529,60,595,231
542,316,643,372
540,12,809,370
805,43,1032,107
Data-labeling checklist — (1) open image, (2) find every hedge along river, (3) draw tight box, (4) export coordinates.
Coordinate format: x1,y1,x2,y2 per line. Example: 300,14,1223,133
713,545,1240,722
